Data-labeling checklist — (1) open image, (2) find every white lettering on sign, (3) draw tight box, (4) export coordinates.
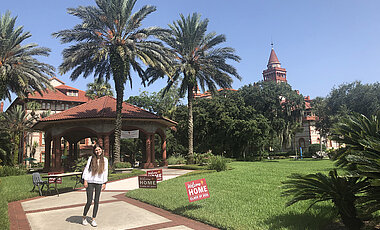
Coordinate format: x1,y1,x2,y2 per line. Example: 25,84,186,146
185,178,210,202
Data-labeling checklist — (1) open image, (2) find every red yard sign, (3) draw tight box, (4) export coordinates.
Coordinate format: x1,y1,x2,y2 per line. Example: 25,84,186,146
48,172,62,184
185,178,210,202
138,176,157,188
146,169,163,181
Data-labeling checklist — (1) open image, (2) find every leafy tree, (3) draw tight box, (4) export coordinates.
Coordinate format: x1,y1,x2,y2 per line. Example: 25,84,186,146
127,81,181,117
147,13,241,156
168,90,271,159
85,78,114,99
282,170,368,230
327,81,380,118
240,81,304,151
53,0,173,163
0,11,54,101
314,81,380,134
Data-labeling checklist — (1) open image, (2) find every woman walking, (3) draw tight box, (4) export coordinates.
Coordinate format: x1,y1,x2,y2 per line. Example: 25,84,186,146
82,144,108,227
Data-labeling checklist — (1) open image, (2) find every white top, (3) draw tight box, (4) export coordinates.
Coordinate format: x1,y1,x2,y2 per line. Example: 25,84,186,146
82,156,108,184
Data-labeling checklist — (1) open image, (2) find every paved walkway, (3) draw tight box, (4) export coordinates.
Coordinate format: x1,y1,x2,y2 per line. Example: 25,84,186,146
9,169,218,230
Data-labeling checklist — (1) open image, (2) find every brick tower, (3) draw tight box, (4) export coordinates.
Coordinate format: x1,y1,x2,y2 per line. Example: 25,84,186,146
262,48,287,83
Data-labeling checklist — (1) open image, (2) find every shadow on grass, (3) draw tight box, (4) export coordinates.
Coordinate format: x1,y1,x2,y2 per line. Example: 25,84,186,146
172,203,202,215
265,205,341,230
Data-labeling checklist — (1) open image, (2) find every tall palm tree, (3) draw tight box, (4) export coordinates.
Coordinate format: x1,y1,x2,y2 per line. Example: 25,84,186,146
86,78,114,99
0,11,54,101
148,13,241,156
53,0,173,163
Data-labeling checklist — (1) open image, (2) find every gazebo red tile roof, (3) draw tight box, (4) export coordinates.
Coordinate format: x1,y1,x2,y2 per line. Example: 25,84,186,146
38,96,176,125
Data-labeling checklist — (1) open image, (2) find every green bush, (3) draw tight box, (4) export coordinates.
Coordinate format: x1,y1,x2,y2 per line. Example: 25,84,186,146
308,143,326,156
167,155,186,165
113,162,132,168
0,166,27,177
208,155,227,172
72,157,88,172
194,152,213,165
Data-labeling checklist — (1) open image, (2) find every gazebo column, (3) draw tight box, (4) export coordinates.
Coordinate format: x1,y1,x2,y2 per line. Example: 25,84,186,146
97,135,103,147
161,136,168,166
43,134,52,172
104,135,110,158
151,134,156,167
143,134,154,168
52,136,64,172
74,142,78,159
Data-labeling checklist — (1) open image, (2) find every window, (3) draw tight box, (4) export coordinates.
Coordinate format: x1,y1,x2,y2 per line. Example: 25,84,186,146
80,139,85,144
47,103,51,109
67,91,79,96
41,133,45,145
42,102,46,109
65,104,69,110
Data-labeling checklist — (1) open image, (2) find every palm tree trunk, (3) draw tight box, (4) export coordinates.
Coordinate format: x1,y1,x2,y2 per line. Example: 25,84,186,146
187,87,194,156
110,47,125,164
113,81,124,163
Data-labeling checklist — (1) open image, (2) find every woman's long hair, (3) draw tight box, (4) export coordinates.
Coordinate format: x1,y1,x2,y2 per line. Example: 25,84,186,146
89,144,105,176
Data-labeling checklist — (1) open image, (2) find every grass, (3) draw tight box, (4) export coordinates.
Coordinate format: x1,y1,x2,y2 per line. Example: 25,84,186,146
0,169,145,230
127,159,338,230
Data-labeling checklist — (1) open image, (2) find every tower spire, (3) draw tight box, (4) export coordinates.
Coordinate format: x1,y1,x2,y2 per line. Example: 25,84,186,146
262,46,287,83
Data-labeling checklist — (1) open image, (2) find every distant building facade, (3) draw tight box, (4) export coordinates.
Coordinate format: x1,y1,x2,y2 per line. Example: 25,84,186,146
6,77,92,163
262,48,339,152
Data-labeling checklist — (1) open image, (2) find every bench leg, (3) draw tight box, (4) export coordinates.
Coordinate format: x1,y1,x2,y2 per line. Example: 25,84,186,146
37,185,42,196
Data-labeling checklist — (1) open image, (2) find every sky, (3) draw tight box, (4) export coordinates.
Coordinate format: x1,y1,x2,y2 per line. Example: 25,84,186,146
2,0,380,110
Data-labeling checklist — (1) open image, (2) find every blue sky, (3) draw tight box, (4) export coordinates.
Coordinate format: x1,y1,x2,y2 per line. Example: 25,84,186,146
2,0,380,110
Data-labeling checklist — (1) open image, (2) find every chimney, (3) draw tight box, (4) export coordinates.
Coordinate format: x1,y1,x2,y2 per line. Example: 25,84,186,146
0,102,3,113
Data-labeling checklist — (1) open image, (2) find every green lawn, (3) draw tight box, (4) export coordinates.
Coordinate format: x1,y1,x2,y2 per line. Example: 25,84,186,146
127,159,338,230
0,169,145,229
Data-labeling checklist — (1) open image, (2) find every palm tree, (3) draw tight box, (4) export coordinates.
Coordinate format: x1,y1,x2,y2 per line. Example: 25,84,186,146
0,11,54,101
86,78,114,99
147,13,241,156
282,170,368,230
331,112,380,214
53,0,173,163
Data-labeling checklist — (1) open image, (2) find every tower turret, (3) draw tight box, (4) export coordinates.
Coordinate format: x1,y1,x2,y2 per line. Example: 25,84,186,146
263,47,287,83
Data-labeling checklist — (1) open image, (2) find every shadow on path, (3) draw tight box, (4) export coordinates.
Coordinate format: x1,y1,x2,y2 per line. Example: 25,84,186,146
65,216,83,225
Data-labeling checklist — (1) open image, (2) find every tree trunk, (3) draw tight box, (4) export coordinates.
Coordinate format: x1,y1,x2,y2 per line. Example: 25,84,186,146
187,87,194,156
113,80,124,163
110,47,126,164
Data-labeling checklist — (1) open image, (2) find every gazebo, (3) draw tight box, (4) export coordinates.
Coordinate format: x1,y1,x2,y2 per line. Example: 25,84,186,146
32,96,177,172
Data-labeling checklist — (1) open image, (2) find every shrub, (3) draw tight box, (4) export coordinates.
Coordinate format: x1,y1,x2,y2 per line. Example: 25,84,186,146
0,166,26,177
72,157,88,172
113,162,132,169
167,155,186,165
308,143,326,156
208,155,227,172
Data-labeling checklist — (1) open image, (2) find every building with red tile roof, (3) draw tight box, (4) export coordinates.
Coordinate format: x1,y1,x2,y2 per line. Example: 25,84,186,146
6,77,92,165
32,95,176,171
262,48,338,152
